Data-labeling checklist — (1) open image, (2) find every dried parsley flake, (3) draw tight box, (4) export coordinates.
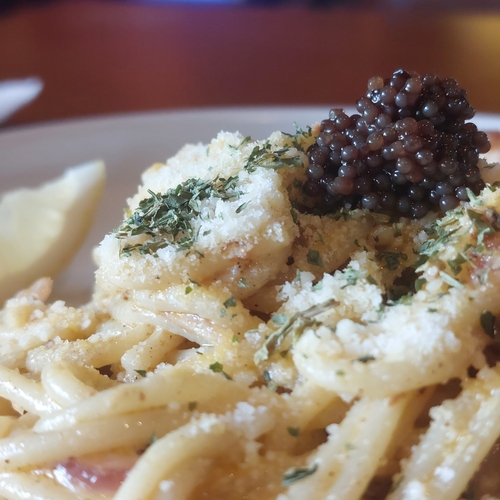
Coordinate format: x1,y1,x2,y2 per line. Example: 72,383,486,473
480,310,496,338
209,362,232,380
307,249,323,268
116,176,242,256
254,299,337,363
282,464,318,486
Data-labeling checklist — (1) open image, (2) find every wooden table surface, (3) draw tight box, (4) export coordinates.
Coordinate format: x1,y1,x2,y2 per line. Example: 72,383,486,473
1,0,500,126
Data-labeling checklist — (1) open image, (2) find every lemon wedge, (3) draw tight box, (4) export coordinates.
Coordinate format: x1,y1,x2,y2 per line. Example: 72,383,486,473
0,160,105,304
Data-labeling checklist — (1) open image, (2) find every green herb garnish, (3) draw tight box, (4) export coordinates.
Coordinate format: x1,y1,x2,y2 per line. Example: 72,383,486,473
223,295,236,308
341,267,361,288
116,176,242,256
307,249,323,268
376,251,408,271
281,123,313,149
417,215,462,261
447,253,467,275
229,135,252,151
467,208,497,246
439,271,464,289
354,355,376,363
254,299,337,363
480,310,496,338
236,201,250,214
238,278,250,288
271,314,288,325
209,362,232,380
244,141,303,173
282,464,318,486
262,370,277,391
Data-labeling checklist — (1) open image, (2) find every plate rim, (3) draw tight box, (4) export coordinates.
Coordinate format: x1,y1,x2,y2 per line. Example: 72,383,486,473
2,105,500,138
0,104,336,137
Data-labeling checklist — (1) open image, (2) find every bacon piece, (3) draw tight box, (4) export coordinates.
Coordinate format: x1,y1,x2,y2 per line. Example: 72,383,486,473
54,451,138,493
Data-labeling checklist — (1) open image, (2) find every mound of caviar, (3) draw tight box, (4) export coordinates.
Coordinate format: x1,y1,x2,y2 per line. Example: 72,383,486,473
303,69,491,218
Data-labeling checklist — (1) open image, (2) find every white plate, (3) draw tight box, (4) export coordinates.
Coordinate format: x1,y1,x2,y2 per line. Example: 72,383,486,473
1,106,500,305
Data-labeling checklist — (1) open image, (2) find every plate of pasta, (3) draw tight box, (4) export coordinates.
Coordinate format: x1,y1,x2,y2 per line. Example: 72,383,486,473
3,71,500,500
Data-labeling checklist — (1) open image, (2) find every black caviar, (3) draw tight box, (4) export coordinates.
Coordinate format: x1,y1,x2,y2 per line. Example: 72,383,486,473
303,69,491,218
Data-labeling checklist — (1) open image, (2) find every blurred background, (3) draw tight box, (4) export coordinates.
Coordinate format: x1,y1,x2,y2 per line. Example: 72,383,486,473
1,0,500,125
